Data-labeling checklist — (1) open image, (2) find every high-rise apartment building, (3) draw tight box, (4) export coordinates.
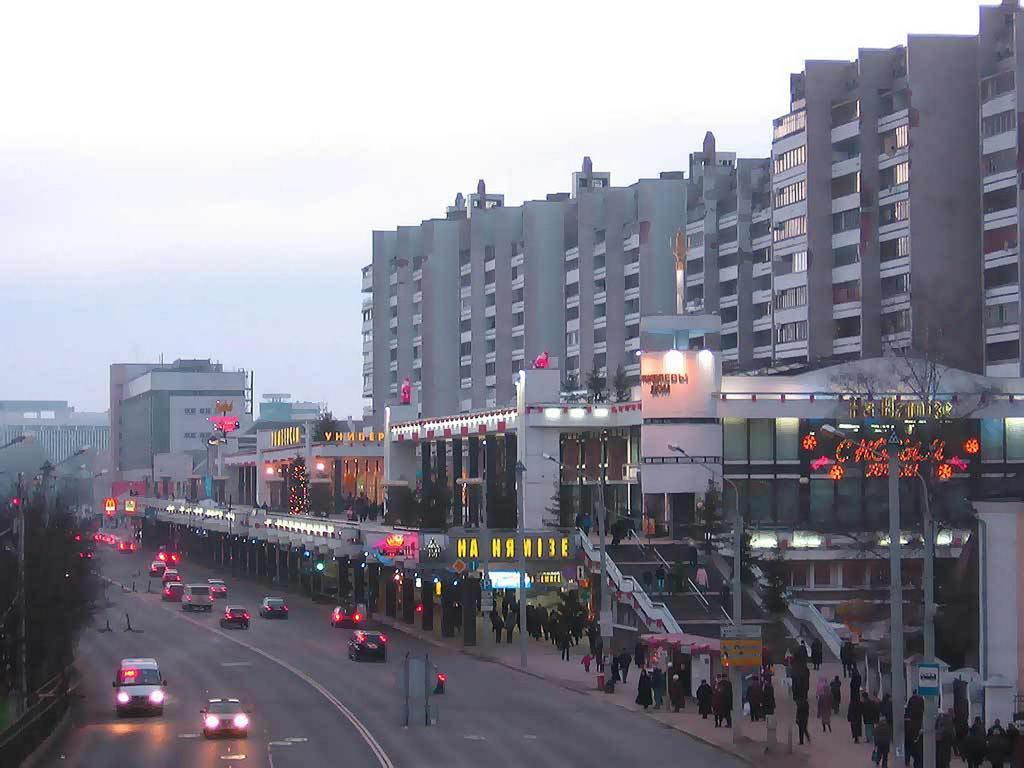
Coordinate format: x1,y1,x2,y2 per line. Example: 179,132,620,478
770,38,982,373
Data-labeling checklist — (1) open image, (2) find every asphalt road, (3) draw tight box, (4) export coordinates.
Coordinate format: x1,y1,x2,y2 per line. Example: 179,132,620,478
36,530,744,768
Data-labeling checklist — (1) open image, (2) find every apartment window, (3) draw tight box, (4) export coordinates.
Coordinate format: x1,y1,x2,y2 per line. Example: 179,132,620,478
460,365,471,379
721,279,738,297
881,273,911,298
512,311,524,326
485,292,496,307
986,263,1019,289
988,340,1021,363
459,249,471,266
984,148,1017,177
594,353,606,370
565,256,579,273
753,247,771,264
626,248,640,264
412,345,420,359
774,285,807,310
511,265,520,280
719,225,737,244
773,110,806,141
486,339,496,354
881,125,909,155
832,208,860,234
880,236,910,262
460,342,472,356
751,220,771,239
982,70,1015,101
595,303,606,318
624,273,640,290
688,258,704,275
833,244,860,266
512,335,524,350
390,371,398,384
774,145,806,174
389,282,397,297
834,315,861,338
566,355,579,371
879,200,909,226
567,306,580,320
484,245,495,261
625,298,640,314
831,171,860,199
485,315,496,331
721,306,738,324
485,269,495,285
832,280,861,304
753,274,772,292
485,362,495,376
565,283,579,298
460,273,471,288
983,109,1016,138
626,324,640,339
881,309,910,335
389,348,398,362
460,318,472,333
593,326,608,344
984,185,1018,215
880,162,909,190
594,254,606,270
754,302,772,320
566,331,579,348
513,288,524,303
774,215,806,242
594,278,606,293
776,320,808,344
831,99,860,127
390,306,398,319
986,302,1020,328
362,309,371,322
722,333,738,350
184,408,196,415
754,329,772,347
686,231,704,249
984,225,1018,255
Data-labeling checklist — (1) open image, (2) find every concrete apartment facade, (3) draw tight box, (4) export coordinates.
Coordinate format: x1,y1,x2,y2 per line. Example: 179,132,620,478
109,359,249,480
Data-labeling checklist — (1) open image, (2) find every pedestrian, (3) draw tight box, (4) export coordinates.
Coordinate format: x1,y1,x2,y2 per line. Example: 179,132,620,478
636,668,653,710
965,717,987,768
848,682,863,743
712,678,726,727
559,631,571,661
762,672,776,716
619,651,632,684
862,691,878,744
655,566,666,594
746,676,763,722
696,565,709,590
697,678,713,720
581,653,593,673
669,672,686,712
830,674,842,715
634,641,646,670
840,640,853,678
816,678,832,733
652,666,666,710
795,640,809,665
874,716,892,768
936,710,955,768
880,692,893,725
506,610,516,644
721,584,732,613
810,638,823,670
490,609,503,643
988,718,1009,768
721,677,734,727
796,696,811,745
611,653,621,683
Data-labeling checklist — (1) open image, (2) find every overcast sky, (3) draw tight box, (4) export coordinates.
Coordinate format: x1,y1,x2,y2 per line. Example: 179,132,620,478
0,0,982,417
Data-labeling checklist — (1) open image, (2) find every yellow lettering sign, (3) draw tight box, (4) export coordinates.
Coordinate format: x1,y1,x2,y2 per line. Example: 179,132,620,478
457,539,467,559
523,538,532,558
492,537,502,559
469,538,478,559
505,538,515,559
561,538,569,558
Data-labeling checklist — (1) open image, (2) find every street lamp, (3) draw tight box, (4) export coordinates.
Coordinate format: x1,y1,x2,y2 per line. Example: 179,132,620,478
543,451,611,683
668,443,742,743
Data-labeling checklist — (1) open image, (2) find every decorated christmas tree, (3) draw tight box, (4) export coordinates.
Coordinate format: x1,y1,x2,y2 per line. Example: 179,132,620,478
289,457,309,515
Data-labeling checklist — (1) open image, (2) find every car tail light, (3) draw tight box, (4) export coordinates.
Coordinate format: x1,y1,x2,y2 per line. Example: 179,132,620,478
437,673,447,683
379,634,388,643
243,613,250,619
149,690,165,704
158,553,167,561
205,715,220,729
282,606,288,611
353,613,361,622
233,713,249,728
117,691,130,704
185,595,192,601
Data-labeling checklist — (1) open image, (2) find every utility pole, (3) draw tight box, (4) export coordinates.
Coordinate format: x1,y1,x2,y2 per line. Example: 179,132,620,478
920,474,936,768
515,461,528,670
730,481,743,744
888,430,905,761
16,472,28,717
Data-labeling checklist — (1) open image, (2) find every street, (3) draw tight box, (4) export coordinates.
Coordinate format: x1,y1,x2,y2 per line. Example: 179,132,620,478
34,536,744,767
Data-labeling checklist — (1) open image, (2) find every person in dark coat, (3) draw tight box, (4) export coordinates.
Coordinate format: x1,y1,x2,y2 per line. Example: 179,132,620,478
840,640,853,677
618,651,632,684
810,638,823,670
634,641,646,670
635,668,653,710
558,630,571,661
830,675,842,714
746,676,763,722
668,672,686,712
505,609,516,644
696,679,713,719
848,685,863,743
875,716,892,768
651,666,666,709
712,679,726,727
611,653,621,683
762,673,776,716
964,717,987,768
721,678,734,727
987,719,1009,768
796,696,811,745
490,609,504,643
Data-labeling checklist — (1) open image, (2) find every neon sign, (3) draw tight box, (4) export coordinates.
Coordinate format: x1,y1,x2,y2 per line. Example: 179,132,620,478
210,416,240,432
640,373,688,397
847,397,954,420
811,435,968,481
375,533,418,559
104,497,117,515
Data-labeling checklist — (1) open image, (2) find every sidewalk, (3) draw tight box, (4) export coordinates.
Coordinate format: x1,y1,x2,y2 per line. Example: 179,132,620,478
376,612,886,768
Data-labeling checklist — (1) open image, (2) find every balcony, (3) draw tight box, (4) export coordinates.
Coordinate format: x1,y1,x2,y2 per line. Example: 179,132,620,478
361,266,373,293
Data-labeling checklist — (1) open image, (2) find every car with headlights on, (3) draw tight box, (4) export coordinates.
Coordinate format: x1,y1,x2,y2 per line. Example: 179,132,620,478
161,568,181,585
201,698,250,738
113,658,166,716
149,560,166,577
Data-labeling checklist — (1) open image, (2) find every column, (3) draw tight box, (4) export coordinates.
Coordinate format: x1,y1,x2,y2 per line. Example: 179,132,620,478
452,438,463,526
461,578,477,646
468,437,480,526
421,579,434,631
402,573,415,624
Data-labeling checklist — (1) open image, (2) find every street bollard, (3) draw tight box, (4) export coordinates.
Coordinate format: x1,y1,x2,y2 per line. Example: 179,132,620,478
786,724,793,754
597,672,605,691
766,714,777,753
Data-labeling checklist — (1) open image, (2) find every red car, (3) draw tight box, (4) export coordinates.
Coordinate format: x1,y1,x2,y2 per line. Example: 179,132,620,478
161,569,181,585
157,547,181,565
117,540,137,554
162,583,184,602
207,579,228,599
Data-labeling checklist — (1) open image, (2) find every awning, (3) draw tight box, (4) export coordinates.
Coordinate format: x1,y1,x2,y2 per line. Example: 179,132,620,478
640,632,720,653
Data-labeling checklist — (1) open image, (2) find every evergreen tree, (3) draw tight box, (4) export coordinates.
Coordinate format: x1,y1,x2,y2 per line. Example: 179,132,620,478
313,410,340,441
612,364,631,402
288,457,309,515
562,373,582,403
762,546,789,614
739,530,760,586
545,476,573,528
696,479,722,554
416,476,451,530
585,362,606,403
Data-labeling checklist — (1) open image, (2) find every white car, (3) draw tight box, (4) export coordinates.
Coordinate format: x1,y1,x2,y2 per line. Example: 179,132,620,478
114,658,166,716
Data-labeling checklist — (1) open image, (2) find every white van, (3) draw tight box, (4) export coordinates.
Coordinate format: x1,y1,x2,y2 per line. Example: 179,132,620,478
182,584,214,612
113,658,166,715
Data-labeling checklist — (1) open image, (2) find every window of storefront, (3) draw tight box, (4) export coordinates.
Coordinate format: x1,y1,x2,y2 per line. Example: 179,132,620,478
981,419,1004,461
836,476,862,527
790,564,807,587
845,561,866,588
776,418,799,461
747,479,771,524
775,479,800,525
809,479,834,526
1007,418,1024,461
723,478,748,521
723,418,747,461
749,420,774,461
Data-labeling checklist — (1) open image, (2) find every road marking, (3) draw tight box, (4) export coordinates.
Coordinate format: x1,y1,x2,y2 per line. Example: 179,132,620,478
464,735,486,740
221,662,252,667
178,733,201,739
267,741,292,747
220,755,247,761
523,734,538,740
285,737,308,742
175,612,395,768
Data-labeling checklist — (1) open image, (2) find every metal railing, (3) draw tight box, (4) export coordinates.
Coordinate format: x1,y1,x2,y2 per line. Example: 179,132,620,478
0,666,79,766
788,598,843,660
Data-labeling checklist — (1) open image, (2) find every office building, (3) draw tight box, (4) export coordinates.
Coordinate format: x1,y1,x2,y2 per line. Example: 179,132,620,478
109,359,250,480
259,394,323,422
0,400,109,464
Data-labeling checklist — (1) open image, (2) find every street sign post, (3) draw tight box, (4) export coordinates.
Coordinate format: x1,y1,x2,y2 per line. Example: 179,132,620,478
917,662,940,697
720,625,762,668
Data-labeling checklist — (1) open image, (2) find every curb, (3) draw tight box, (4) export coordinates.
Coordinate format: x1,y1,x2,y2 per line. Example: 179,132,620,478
372,615,753,763
20,693,75,768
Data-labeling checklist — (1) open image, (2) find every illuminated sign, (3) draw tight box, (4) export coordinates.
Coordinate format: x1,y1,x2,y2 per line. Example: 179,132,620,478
536,571,562,585
374,533,418,560
210,416,240,432
489,570,533,589
215,401,234,415
640,372,689,397
104,497,117,515
847,397,953,420
455,534,571,561
124,498,137,514
272,426,303,447
322,431,385,443
422,538,442,561
805,434,969,482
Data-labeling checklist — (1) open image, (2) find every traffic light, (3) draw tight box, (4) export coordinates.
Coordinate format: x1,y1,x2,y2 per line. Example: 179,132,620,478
10,497,20,508
315,560,325,573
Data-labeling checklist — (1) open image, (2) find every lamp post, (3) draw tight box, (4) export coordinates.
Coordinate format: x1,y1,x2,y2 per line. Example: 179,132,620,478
543,451,611,680
669,444,742,741
916,472,936,768
515,460,528,670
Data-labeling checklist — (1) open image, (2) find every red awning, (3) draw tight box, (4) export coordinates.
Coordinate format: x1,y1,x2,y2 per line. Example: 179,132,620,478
640,632,720,653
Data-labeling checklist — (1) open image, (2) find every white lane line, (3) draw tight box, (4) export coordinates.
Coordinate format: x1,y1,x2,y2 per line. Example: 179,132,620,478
178,733,201,739
220,755,247,761
523,734,538,740
267,741,293,747
464,735,486,740
175,612,395,768
284,737,307,743
221,662,252,667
